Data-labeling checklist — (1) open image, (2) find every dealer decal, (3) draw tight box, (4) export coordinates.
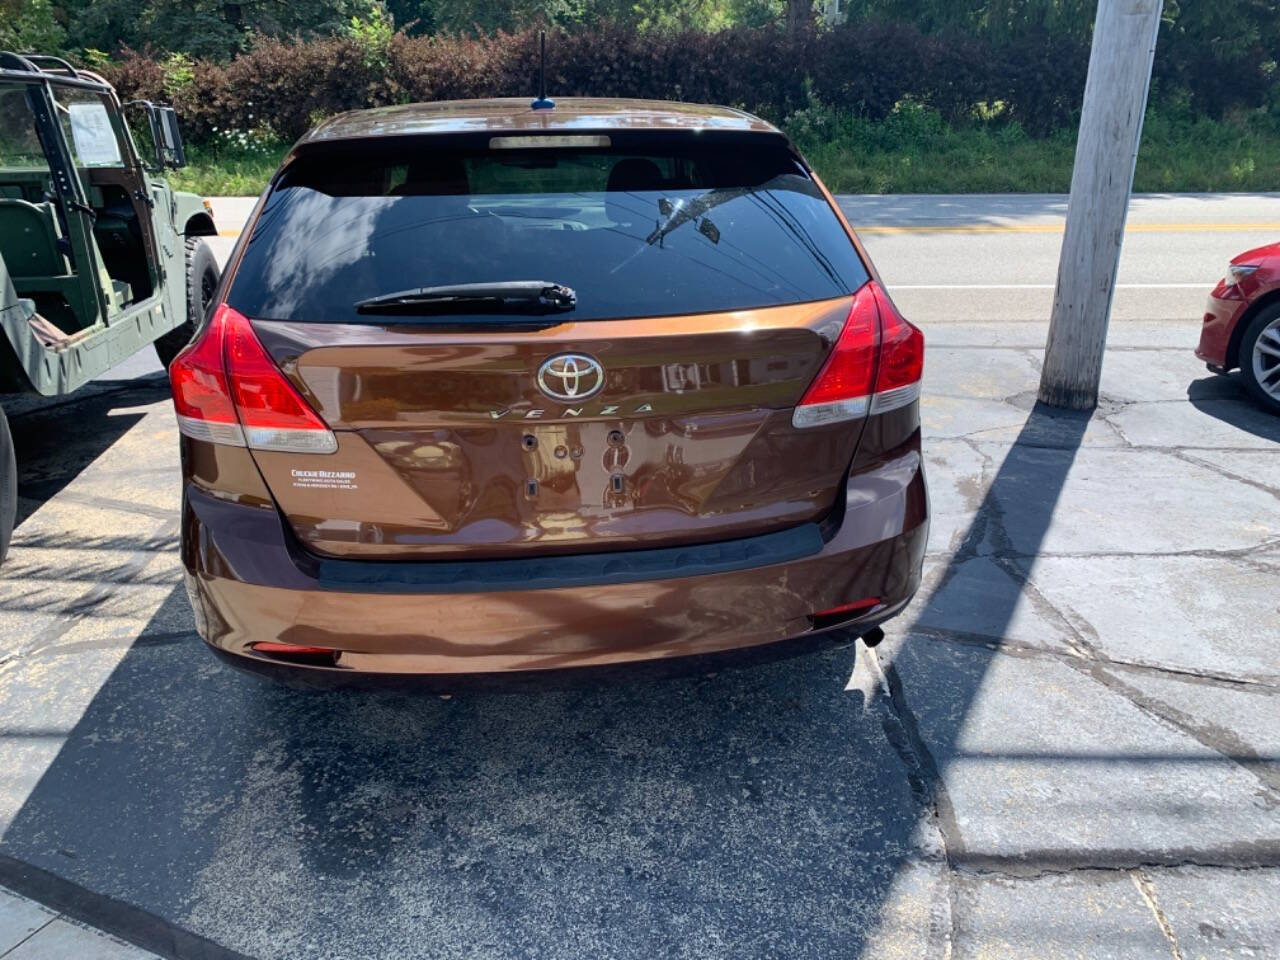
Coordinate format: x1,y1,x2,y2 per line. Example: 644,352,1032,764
291,468,358,491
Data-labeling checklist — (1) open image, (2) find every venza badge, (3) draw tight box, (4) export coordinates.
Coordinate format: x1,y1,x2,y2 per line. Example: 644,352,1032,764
537,353,605,402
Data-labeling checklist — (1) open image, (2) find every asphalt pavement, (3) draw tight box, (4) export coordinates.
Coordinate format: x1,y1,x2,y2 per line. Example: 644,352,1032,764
0,194,1276,959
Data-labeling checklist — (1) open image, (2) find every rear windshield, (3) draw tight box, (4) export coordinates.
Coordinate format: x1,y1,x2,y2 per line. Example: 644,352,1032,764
228,132,869,324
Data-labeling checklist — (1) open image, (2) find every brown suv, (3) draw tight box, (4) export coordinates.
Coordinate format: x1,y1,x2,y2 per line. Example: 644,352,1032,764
170,98,928,677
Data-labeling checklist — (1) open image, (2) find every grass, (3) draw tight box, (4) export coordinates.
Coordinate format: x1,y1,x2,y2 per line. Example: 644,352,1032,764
788,103,1280,194
169,104,1280,196
168,143,285,196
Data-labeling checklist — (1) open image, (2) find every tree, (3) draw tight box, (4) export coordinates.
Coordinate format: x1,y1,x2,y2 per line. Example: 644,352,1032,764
784,0,813,33
57,0,394,59
1,0,69,52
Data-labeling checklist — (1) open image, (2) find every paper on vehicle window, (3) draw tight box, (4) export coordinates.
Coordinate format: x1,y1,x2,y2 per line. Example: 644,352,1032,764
68,101,122,167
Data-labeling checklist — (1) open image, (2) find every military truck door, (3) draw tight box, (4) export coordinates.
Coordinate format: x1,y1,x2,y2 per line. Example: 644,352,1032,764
0,77,108,334
54,84,161,308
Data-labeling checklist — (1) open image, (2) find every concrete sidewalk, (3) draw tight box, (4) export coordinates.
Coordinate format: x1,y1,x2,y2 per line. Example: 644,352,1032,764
0,311,1274,958
1,885,158,958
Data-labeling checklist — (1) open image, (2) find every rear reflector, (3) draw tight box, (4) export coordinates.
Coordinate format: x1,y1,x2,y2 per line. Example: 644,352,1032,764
793,281,924,428
810,597,882,630
250,642,340,665
170,304,338,454
251,642,336,656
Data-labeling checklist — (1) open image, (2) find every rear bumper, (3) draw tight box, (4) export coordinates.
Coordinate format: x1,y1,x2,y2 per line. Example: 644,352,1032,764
182,439,928,676
1195,290,1248,368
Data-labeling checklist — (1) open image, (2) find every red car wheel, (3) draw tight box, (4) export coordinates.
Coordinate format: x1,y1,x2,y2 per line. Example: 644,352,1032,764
1240,303,1280,414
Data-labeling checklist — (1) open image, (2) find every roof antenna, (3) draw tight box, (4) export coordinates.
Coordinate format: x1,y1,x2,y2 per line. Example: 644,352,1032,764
531,30,554,110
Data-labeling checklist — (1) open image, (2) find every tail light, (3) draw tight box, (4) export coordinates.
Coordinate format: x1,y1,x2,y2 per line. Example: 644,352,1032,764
793,281,924,428
170,304,338,454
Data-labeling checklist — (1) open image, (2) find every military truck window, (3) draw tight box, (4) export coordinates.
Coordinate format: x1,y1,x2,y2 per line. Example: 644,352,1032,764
54,90,124,169
122,104,158,168
0,85,48,172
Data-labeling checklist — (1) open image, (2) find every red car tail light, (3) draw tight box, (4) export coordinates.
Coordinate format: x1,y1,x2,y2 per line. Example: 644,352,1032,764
869,282,925,414
169,304,244,446
794,281,924,427
170,304,338,454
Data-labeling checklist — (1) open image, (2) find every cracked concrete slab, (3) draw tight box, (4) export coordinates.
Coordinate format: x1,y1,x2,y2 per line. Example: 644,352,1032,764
924,348,1042,400
952,870,1174,959
963,408,1128,447
1178,449,1280,496
922,394,1029,440
1108,397,1280,450
856,858,952,960
885,634,1280,869
904,558,1080,654
1088,665,1280,787
1147,866,1280,959
978,445,1278,555
1018,555,1280,683
1098,350,1233,404
921,439,992,555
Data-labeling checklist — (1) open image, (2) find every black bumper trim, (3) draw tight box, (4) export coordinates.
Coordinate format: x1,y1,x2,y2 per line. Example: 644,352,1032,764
301,521,826,594
188,487,828,594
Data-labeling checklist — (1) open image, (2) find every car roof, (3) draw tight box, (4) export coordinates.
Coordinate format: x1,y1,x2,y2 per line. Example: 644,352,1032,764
300,98,781,144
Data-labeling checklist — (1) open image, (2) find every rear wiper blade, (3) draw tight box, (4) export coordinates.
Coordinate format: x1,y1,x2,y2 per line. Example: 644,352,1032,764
355,281,576,315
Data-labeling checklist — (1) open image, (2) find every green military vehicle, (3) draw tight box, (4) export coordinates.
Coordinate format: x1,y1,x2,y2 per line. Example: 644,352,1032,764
0,52,220,563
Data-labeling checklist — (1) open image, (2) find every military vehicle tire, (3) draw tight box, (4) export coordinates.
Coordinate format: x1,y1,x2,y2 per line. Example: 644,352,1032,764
0,406,16,566
155,238,221,369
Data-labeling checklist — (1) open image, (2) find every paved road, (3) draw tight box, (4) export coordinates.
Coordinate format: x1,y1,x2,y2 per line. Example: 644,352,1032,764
840,193,1280,326
0,195,1276,959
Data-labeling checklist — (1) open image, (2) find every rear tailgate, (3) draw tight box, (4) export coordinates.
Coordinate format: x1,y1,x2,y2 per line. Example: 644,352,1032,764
220,128,874,559
251,299,859,558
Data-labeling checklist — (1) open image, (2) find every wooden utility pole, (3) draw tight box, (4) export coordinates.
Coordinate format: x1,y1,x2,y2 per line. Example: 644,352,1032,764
1038,0,1163,410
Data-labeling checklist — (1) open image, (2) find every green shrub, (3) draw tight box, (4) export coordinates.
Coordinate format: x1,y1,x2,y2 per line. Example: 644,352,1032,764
162,52,195,97
348,6,396,70
102,20,1276,151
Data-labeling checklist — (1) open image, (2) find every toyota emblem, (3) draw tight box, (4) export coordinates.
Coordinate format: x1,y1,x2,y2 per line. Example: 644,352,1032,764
537,353,605,402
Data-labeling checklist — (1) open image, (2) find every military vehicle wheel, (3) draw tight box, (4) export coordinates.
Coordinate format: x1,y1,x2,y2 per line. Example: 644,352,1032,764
155,238,220,369
0,406,16,566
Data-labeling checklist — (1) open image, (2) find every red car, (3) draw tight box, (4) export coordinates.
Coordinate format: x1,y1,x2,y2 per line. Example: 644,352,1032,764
1196,242,1280,414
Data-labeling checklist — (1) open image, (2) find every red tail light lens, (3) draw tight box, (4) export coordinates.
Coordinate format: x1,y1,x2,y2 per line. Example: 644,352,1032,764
170,304,337,454
169,305,245,446
869,283,925,414
794,281,923,427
